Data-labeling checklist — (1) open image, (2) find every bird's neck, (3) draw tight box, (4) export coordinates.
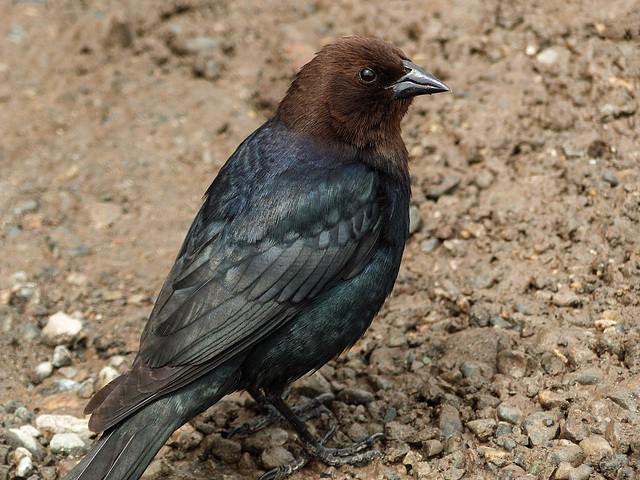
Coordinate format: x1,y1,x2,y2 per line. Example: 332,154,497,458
273,109,410,183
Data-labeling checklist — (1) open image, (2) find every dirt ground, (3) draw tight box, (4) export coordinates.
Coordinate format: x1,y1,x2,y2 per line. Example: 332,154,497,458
1,0,640,479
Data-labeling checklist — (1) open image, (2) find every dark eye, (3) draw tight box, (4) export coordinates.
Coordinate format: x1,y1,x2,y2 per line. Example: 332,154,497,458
358,67,377,83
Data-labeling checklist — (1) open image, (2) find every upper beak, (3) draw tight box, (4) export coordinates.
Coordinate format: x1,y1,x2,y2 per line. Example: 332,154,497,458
390,60,450,99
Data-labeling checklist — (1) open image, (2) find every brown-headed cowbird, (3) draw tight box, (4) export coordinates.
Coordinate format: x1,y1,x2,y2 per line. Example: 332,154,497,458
63,36,449,480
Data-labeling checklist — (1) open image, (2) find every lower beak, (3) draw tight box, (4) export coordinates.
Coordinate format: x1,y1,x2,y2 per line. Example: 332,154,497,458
391,60,450,99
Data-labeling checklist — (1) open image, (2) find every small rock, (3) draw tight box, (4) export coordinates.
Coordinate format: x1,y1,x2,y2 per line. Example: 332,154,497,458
292,371,332,397
403,450,423,466
337,388,374,405
567,464,593,480
52,345,73,367
15,456,33,479
552,289,581,308
369,346,397,374
95,366,120,392
467,419,496,441
536,46,559,65
409,206,422,234
52,377,81,393
600,452,631,479
167,423,203,451
497,403,524,425
539,390,569,410
50,433,91,456
5,426,46,460
496,350,530,378
565,367,603,386
423,439,444,457
388,329,407,348
562,415,590,443
242,428,288,455
579,435,613,461
203,434,242,464
554,462,574,480
549,444,584,467
523,412,558,446
426,175,461,200
602,172,619,187
260,445,295,470
439,404,463,440
77,379,95,399
41,312,83,347
36,414,92,439
33,361,54,384
193,56,223,81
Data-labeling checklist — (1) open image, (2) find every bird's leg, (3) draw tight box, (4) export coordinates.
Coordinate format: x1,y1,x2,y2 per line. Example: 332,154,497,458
259,393,383,480
226,387,333,439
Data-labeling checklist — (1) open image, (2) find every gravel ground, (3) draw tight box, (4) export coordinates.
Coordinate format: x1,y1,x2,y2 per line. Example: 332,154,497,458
1,0,639,479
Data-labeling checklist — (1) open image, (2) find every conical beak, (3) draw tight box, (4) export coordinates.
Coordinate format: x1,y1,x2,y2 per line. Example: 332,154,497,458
390,60,450,99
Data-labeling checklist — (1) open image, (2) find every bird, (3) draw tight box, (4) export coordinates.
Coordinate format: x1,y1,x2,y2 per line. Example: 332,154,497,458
63,36,449,480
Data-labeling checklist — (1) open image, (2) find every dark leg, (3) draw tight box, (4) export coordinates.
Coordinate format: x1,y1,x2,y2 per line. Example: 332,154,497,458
226,387,333,439
258,391,383,480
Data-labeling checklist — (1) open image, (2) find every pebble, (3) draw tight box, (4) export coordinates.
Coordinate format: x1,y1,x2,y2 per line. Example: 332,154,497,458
337,388,374,405
539,390,569,410
600,452,631,479
52,345,73,367
561,414,590,443
552,289,581,307
369,346,397,374
52,377,81,393
466,418,496,441
15,456,34,478
423,439,444,457
409,206,422,234
579,435,613,461
536,46,559,65
567,464,593,480
77,378,95,398
565,367,603,386
523,412,558,446
41,311,83,347
439,404,463,440
203,434,242,464
497,403,524,425
554,462,574,480
292,371,332,397
36,414,92,439
33,361,54,383
167,423,203,451
95,365,120,392
602,172,619,187
426,175,461,200
242,428,288,455
5,426,46,460
548,444,584,467
50,433,91,456
260,445,295,470
496,350,530,378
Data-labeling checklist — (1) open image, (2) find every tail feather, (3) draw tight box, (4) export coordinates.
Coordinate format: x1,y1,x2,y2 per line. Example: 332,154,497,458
63,361,242,480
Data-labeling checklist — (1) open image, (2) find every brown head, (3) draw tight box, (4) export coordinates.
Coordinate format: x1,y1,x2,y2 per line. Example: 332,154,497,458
275,36,449,167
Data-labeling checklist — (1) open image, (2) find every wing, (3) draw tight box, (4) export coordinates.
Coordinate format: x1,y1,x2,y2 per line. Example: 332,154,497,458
86,121,384,431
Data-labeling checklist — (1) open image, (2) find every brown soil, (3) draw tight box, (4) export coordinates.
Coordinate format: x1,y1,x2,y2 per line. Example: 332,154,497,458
1,1,639,479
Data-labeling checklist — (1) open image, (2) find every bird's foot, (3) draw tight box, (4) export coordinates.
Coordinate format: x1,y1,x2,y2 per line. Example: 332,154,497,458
227,393,334,439
259,428,384,480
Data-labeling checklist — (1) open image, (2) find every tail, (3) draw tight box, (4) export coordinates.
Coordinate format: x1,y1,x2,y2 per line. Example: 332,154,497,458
63,362,241,480
63,410,178,480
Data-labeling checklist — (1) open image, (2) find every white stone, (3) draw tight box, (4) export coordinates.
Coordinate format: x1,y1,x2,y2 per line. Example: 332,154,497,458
41,311,83,347
50,433,90,456
36,414,93,439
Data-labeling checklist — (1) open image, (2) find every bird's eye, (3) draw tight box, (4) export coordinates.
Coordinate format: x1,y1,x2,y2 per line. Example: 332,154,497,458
358,67,377,83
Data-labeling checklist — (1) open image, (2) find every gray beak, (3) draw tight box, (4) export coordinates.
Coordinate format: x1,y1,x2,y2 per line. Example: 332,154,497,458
391,60,450,99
